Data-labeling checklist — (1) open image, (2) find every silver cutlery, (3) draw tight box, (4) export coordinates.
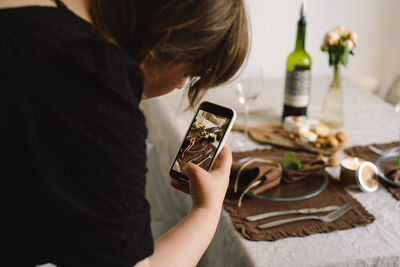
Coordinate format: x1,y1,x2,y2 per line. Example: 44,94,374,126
196,154,213,166
237,156,254,163
258,203,352,230
246,205,339,222
368,145,400,157
189,148,212,163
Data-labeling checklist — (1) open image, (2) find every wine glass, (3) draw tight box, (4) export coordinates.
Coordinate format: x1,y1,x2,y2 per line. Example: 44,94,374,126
232,65,264,150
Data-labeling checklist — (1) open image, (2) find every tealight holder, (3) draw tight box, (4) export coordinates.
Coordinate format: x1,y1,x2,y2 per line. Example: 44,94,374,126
340,157,379,192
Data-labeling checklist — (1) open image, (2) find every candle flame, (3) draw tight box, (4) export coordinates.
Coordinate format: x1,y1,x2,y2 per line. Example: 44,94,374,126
352,157,359,170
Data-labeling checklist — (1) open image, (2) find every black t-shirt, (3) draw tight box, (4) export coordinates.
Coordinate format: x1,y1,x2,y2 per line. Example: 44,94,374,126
0,4,153,267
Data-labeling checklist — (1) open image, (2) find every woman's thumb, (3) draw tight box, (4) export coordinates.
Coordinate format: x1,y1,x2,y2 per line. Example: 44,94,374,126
210,145,232,173
183,162,206,178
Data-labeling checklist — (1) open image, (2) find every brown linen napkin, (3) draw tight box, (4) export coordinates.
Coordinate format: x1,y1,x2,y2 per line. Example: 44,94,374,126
345,141,400,161
386,167,400,184
283,154,326,183
230,161,281,195
230,148,326,192
223,175,375,241
229,148,326,207
345,141,400,200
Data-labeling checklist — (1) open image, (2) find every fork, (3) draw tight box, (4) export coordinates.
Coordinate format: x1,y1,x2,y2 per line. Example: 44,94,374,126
189,148,213,163
258,203,352,230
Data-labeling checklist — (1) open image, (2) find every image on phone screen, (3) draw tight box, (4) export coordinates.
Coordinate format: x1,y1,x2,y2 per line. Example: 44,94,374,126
172,109,231,173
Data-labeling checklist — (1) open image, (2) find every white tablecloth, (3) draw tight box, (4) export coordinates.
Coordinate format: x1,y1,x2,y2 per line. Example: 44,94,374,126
141,76,400,267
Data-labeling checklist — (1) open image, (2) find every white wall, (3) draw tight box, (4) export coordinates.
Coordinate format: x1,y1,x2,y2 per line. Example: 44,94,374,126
244,0,400,96
378,0,400,98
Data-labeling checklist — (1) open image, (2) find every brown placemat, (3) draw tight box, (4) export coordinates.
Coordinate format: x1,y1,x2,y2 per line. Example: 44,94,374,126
224,175,375,241
224,148,375,241
345,141,400,200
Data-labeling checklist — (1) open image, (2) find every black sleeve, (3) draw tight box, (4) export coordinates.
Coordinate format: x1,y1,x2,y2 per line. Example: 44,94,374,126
2,31,154,266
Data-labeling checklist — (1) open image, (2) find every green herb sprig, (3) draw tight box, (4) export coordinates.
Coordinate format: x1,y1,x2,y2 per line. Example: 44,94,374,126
283,152,302,170
396,155,400,167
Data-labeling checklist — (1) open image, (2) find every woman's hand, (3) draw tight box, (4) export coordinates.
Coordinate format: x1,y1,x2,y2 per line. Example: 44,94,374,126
171,145,232,211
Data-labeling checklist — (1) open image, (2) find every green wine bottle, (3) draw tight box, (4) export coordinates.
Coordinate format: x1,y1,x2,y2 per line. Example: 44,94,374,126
282,1,311,121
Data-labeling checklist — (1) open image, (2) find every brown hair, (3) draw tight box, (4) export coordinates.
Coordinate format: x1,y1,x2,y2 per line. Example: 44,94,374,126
90,0,249,107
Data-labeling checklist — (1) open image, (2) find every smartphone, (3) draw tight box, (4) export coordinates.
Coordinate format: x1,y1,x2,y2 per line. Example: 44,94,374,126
169,101,236,184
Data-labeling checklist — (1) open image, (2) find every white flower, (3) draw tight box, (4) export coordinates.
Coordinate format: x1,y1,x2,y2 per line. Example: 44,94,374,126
344,39,354,50
327,31,340,45
320,25,358,67
333,26,346,35
348,31,358,44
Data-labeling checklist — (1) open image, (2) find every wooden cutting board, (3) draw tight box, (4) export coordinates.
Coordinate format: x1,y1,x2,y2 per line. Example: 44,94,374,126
232,123,344,156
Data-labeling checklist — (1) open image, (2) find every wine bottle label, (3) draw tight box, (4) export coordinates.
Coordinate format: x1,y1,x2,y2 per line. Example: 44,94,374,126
284,70,311,107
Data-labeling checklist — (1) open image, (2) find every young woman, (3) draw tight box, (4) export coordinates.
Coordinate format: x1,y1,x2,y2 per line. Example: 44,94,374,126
0,0,249,266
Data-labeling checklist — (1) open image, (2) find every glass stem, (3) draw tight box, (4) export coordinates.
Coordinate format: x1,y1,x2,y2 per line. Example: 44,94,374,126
243,103,250,140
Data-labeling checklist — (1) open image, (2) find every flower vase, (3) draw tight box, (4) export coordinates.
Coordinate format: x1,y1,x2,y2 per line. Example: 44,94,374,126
320,65,343,128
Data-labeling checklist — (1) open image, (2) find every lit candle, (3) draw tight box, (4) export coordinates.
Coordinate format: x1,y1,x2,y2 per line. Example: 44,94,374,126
341,157,362,170
352,157,359,170
339,157,379,192
340,157,363,187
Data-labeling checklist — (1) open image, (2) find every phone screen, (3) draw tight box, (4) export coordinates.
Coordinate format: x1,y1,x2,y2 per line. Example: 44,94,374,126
171,106,232,176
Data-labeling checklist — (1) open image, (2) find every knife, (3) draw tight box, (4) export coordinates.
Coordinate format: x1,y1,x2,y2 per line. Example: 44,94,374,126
245,205,339,221
189,148,212,163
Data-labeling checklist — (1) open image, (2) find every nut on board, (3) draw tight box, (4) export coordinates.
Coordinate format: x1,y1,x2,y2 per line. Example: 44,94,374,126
327,134,339,147
335,131,349,143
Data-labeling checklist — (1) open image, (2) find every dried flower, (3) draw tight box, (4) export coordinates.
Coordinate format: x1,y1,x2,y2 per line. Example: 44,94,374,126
321,26,357,67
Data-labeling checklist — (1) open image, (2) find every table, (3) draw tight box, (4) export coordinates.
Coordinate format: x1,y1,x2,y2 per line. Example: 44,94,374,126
140,76,400,267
